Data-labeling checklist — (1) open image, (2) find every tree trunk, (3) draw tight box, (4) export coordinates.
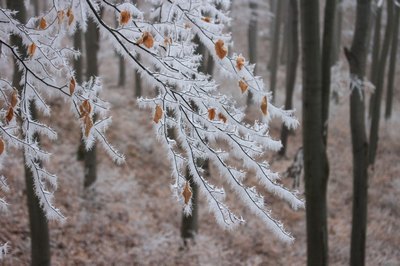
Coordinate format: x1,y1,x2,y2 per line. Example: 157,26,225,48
385,6,400,119
368,7,382,118
321,0,337,146
331,0,343,65
7,0,51,265
344,0,371,264
299,0,329,265
83,17,99,188
181,166,199,245
369,1,393,166
280,0,289,65
279,0,298,156
269,0,283,102
247,0,258,105
118,55,126,87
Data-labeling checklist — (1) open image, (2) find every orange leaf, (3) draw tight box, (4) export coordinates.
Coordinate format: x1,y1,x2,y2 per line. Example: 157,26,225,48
66,8,72,17
202,17,211,23
236,55,245,70
138,32,154,49
28,43,36,57
80,100,91,117
57,10,65,24
69,77,76,96
218,113,227,123
215,39,227,59
68,13,74,26
182,181,192,204
119,10,131,26
39,17,47,29
208,108,216,120
10,91,18,108
5,107,14,123
239,79,248,94
153,104,163,123
0,138,4,155
261,96,268,115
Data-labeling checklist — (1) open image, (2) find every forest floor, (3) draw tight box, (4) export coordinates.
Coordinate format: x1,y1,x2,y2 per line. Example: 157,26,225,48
1,2,400,265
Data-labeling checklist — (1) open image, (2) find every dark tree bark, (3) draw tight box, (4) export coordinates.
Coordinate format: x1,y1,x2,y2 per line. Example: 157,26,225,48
369,1,393,166
246,0,258,105
83,17,99,188
181,166,199,245
7,0,51,265
299,0,329,265
331,0,343,65
269,0,283,102
134,67,142,97
368,7,382,117
321,0,337,146
118,55,126,87
385,6,400,119
279,0,289,65
344,0,371,264
279,0,299,156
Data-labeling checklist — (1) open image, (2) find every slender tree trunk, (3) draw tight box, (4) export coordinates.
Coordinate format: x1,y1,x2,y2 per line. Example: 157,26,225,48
331,0,343,65
83,17,99,188
269,0,283,102
344,0,371,264
369,1,393,166
321,0,337,146
247,1,258,105
385,6,400,119
7,0,50,265
300,0,329,265
134,68,142,97
280,0,289,65
279,0,298,156
368,7,382,117
118,55,126,87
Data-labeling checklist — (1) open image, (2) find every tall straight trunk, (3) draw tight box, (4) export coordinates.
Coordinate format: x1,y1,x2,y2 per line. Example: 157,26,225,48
247,1,258,105
300,0,329,265
134,68,142,97
279,0,298,156
279,0,289,65
7,0,51,265
118,55,126,87
344,0,371,264
269,0,283,102
369,1,393,166
321,0,337,146
83,17,99,188
385,6,400,119
368,7,382,117
331,0,343,65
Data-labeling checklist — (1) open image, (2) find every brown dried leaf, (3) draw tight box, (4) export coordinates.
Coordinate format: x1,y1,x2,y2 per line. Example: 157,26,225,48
5,107,14,123
182,181,192,204
39,17,47,29
68,13,74,26
69,77,76,96
0,138,4,155
138,32,154,49
218,113,227,123
80,100,91,116
57,10,65,24
153,104,163,123
10,91,18,108
66,8,72,17
208,108,216,120
239,79,248,94
28,43,36,58
202,17,211,23
84,115,93,137
236,55,245,70
261,96,268,116
215,39,227,59
119,10,131,26
164,37,172,46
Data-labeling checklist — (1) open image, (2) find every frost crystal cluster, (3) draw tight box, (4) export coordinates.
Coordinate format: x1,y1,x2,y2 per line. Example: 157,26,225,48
0,0,304,246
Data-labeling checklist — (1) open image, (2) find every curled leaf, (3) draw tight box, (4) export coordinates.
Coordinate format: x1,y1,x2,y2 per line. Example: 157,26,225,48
218,113,227,123
80,100,92,117
57,10,65,24
202,17,211,23
215,39,228,59
208,108,216,120
261,96,268,116
39,17,47,29
69,77,76,96
182,181,192,204
138,32,154,49
28,43,36,58
5,107,14,123
0,138,4,155
10,91,18,108
153,104,163,123
84,115,93,137
236,55,245,70
119,10,131,26
67,8,74,25
239,79,248,94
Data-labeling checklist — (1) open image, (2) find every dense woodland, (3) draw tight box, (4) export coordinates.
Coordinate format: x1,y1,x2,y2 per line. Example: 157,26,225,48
0,0,399,265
